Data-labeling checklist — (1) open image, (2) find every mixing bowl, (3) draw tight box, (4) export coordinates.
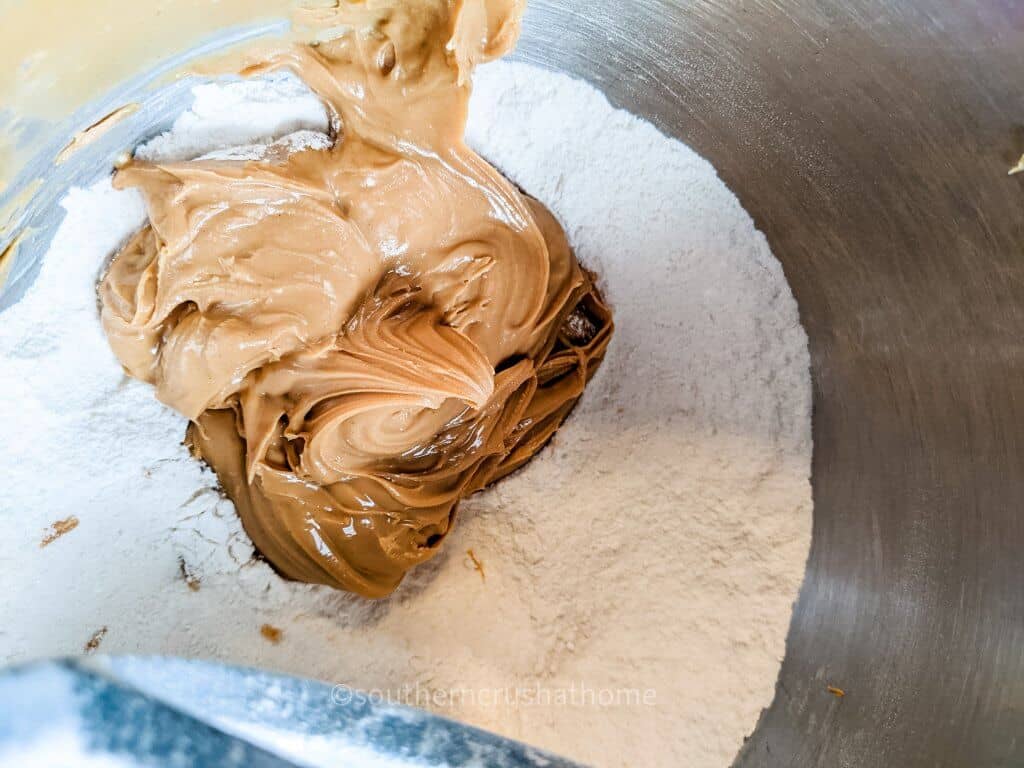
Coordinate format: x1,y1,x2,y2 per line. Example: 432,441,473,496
2,2,1023,766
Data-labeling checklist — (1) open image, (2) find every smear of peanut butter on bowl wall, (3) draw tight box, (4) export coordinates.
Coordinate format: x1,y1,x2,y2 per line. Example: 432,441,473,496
0,0,298,189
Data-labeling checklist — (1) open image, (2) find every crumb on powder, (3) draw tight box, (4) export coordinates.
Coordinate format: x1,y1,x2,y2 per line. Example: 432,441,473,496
260,624,283,644
84,626,108,653
467,548,486,582
178,556,201,591
40,516,79,548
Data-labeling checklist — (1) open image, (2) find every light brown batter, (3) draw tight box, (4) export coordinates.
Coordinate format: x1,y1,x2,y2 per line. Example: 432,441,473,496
99,0,612,598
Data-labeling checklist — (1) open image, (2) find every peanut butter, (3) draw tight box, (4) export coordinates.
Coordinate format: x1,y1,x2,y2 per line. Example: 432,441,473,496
99,0,612,598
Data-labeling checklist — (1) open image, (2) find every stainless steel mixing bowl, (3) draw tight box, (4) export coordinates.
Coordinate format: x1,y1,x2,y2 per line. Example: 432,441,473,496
511,2,1024,765
2,2,1022,766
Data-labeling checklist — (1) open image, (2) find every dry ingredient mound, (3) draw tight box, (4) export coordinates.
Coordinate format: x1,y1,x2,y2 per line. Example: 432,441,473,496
0,62,812,768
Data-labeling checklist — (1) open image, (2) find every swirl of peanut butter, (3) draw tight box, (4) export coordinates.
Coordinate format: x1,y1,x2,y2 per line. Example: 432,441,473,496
99,0,612,598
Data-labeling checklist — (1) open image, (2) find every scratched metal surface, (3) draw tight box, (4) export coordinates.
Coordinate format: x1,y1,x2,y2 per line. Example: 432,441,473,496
513,2,1024,766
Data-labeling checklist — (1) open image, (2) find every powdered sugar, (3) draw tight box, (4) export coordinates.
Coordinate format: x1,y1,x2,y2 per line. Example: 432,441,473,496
0,61,811,768
134,71,330,163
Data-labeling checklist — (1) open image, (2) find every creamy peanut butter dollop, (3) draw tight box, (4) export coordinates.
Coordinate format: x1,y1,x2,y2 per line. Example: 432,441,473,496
99,0,612,598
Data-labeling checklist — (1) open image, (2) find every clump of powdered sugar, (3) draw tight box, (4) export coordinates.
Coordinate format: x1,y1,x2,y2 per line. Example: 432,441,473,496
135,71,330,162
0,62,811,768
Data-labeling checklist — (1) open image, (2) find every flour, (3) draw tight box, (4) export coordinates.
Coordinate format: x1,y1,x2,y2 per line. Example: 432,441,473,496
0,62,812,768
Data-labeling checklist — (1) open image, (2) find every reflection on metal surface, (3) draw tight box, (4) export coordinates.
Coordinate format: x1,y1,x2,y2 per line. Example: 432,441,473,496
511,1,1024,765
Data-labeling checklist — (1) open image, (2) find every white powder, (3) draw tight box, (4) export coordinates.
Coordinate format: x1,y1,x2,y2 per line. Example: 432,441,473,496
134,72,331,163
0,62,811,768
